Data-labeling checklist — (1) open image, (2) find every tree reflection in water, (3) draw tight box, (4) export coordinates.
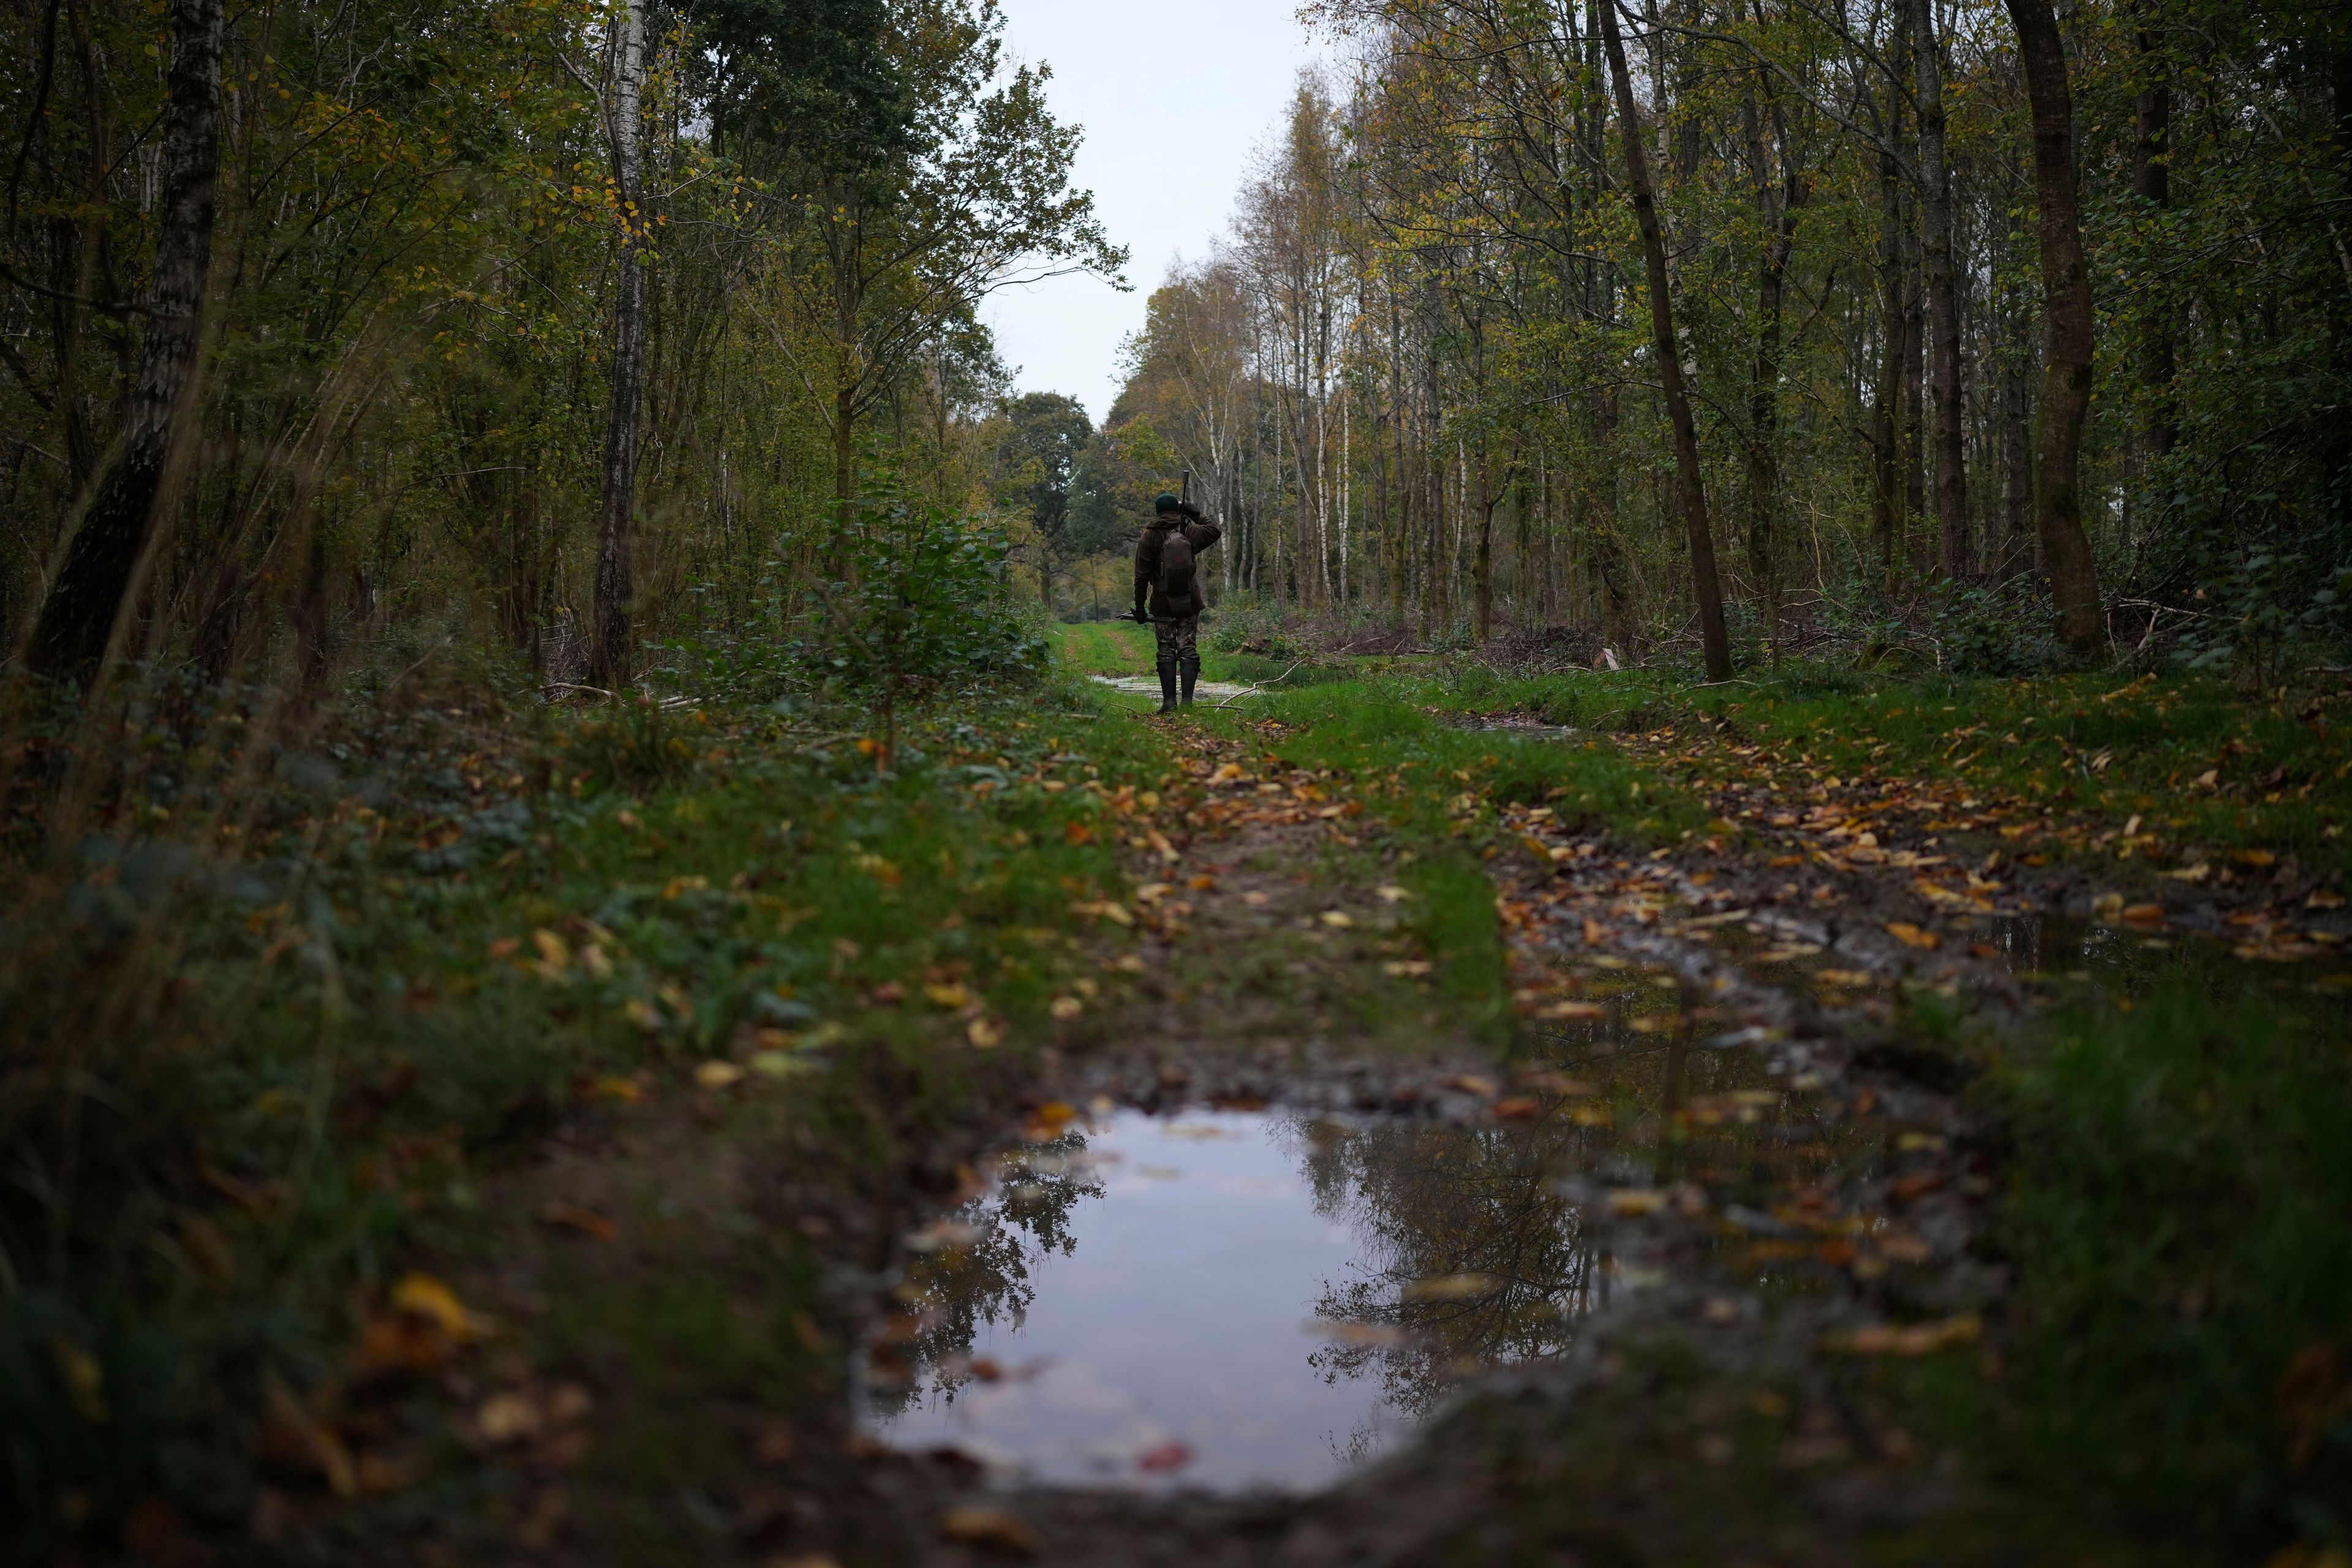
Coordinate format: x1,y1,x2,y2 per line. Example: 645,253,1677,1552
876,1025,1857,1471
878,1127,1105,1418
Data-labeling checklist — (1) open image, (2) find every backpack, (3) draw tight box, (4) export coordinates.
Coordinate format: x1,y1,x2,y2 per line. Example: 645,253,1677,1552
1156,527,1197,614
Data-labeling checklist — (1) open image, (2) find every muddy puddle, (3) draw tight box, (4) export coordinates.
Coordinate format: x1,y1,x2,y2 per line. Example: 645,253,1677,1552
857,974,1891,1493
1088,674,1262,702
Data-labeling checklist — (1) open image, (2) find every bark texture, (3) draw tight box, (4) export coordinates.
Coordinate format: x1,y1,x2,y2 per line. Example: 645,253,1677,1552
2006,0,2105,654
589,0,648,692
1600,0,1733,682
1916,0,1970,579
2135,23,2176,459
26,0,222,679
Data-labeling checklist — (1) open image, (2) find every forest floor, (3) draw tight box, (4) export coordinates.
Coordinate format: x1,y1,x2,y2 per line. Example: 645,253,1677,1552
27,644,2352,1568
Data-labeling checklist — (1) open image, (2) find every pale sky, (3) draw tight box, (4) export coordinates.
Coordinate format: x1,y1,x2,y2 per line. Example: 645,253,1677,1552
984,1,1329,424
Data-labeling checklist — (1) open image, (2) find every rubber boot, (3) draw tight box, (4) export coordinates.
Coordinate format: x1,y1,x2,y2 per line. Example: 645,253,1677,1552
1179,655,1199,706
1155,655,1179,714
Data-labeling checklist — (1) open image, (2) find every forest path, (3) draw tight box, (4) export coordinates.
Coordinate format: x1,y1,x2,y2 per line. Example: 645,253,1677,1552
820,719,2071,1566
375,698,2342,1567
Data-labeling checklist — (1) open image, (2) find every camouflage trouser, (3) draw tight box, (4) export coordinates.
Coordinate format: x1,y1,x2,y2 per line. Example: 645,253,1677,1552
1153,614,1199,662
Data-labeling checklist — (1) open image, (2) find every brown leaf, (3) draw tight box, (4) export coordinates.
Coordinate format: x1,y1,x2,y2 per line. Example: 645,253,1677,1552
540,1204,619,1242
256,1375,356,1496
940,1506,1036,1556
1885,922,1939,950
1822,1315,1981,1357
1889,1170,1949,1203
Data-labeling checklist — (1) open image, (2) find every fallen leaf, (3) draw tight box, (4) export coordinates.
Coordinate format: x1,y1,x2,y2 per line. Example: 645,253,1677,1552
1604,1188,1669,1216
922,981,971,1009
1493,1096,1542,1121
540,1204,618,1242
940,1506,1036,1556
257,1375,356,1496
2162,861,2211,882
1047,995,1083,1021
1375,884,1412,902
476,1390,543,1446
1889,1170,1948,1202
1877,1234,1934,1264
1307,1319,1407,1347
1319,909,1354,928
1817,968,1875,986
1517,1070,1595,1097
748,1050,813,1081
390,1274,488,1342
693,1060,744,1091
1885,922,1939,950
967,1017,1006,1049
1535,999,1605,1022
1136,1441,1194,1473
2122,902,2166,928
1382,959,1433,978
1823,1316,1982,1357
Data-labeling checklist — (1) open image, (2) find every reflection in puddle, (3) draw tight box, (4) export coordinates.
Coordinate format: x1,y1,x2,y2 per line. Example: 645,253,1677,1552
862,1019,1866,1492
863,1111,1426,1491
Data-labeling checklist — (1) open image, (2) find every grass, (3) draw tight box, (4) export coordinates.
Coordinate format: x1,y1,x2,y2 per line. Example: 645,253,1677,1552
1399,662,2352,883
1947,967,2352,1552
0,667,1179,1562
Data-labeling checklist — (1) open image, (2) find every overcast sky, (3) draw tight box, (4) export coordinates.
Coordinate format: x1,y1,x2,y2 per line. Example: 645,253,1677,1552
983,1,1329,424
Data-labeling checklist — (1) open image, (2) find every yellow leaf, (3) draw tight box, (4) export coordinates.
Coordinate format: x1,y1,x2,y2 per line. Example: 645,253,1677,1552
390,1273,488,1341
1401,1273,1499,1302
1885,922,1939,950
694,1061,744,1090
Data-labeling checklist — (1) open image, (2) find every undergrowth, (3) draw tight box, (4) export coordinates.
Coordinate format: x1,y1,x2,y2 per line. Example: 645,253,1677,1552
1976,973,2352,1551
0,662,1169,1561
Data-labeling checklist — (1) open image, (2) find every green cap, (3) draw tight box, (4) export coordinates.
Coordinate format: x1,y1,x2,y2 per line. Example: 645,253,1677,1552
1153,492,1181,514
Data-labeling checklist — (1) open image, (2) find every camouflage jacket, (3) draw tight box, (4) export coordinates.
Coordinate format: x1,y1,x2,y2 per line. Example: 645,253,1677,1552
1133,516,1223,619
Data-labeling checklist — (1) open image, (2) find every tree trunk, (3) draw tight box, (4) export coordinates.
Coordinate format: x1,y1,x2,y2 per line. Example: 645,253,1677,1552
1917,0,1970,579
26,0,222,679
1743,73,1804,663
588,0,648,691
2000,288,2035,578
1600,0,1732,681
1472,483,1495,643
1870,91,1905,592
2134,21,2176,459
2005,0,2104,655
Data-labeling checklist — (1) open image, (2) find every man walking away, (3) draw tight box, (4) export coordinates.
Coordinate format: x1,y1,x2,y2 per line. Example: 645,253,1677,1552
1134,492,1222,712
